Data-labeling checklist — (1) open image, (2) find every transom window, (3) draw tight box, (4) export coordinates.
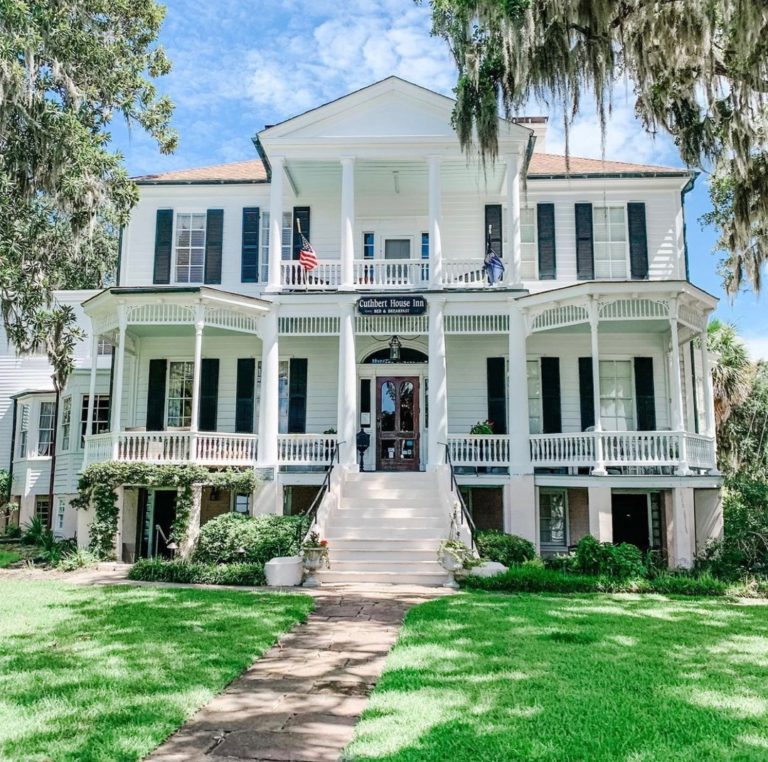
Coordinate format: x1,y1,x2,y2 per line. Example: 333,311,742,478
37,401,55,457
540,489,568,549
167,361,194,428
175,212,206,284
600,360,635,431
80,395,110,445
593,206,627,279
60,396,72,451
520,207,537,280
527,359,542,435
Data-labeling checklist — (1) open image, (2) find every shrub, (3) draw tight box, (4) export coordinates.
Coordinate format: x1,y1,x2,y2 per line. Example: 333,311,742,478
57,548,100,571
193,513,304,565
573,535,607,575
475,530,535,566
608,543,646,578
128,559,265,586
572,536,646,578
21,516,48,546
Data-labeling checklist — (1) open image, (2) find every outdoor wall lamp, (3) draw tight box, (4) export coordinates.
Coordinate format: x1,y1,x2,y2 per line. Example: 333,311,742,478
388,335,402,361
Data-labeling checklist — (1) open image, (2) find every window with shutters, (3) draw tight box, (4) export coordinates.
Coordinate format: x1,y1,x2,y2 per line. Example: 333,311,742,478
260,212,293,281
539,489,568,549
520,207,537,279
254,360,291,433
18,404,29,459
80,395,110,445
60,396,72,451
167,361,194,428
593,206,628,279
527,360,542,434
174,212,206,284
37,401,55,457
600,360,635,430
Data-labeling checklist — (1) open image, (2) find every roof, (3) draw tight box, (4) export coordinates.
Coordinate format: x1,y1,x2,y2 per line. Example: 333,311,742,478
133,153,688,185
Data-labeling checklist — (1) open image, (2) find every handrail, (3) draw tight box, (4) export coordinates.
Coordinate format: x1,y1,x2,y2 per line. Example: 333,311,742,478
296,441,342,549
442,443,477,551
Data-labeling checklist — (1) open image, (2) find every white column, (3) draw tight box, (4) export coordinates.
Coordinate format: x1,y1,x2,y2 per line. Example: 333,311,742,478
189,305,205,435
257,310,279,467
669,487,695,568
336,304,357,466
505,155,522,285
84,330,99,464
700,330,716,439
340,157,355,290
111,306,127,459
588,487,613,542
428,156,443,288
589,298,606,475
507,304,532,474
428,298,448,467
669,300,690,475
267,155,285,292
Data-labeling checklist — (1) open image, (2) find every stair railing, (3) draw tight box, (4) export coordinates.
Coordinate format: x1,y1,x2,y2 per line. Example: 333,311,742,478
442,443,477,552
296,442,342,548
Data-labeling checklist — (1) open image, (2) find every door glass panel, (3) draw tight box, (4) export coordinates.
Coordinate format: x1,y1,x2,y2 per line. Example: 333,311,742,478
380,382,396,431
400,381,414,431
384,239,410,260
381,439,397,460
401,439,415,460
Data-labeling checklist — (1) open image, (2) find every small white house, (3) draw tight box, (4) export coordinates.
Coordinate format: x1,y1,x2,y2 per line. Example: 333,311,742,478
4,78,722,579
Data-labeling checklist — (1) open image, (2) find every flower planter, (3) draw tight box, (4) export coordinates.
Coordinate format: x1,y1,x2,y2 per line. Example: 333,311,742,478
265,556,304,587
302,547,327,587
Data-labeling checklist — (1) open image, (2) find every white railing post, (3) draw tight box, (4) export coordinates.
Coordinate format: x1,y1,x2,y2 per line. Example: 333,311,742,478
428,298,448,467
111,305,127,460
267,155,284,292
505,154,522,286
257,310,279,468
189,304,205,462
669,299,690,475
340,157,355,290
589,298,607,475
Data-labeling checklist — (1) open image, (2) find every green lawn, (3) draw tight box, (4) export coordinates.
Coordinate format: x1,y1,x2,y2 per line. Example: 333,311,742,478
346,593,768,761
0,549,21,568
0,580,312,761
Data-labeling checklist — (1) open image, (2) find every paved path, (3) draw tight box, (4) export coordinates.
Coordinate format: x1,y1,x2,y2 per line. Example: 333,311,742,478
146,585,449,762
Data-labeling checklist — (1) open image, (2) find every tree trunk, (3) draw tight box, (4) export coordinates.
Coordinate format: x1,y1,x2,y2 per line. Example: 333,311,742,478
47,388,60,532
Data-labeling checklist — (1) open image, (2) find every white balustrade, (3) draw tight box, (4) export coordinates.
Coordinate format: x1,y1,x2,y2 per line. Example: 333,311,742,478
442,259,491,287
529,433,595,467
447,435,510,466
117,431,191,464
352,260,428,289
277,434,338,465
684,433,718,470
281,260,342,289
83,432,112,466
196,433,259,465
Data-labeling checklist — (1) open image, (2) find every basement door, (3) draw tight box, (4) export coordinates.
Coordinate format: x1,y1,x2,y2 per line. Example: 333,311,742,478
376,377,419,471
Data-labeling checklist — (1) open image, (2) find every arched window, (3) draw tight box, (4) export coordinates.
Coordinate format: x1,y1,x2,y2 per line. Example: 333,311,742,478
362,347,428,364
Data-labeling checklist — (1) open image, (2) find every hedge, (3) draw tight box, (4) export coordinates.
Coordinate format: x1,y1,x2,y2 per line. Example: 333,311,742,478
128,559,266,586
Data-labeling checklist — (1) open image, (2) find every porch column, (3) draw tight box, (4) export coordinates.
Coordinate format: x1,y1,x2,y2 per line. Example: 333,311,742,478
340,157,355,290
257,309,279,467
111,305,127,459
669,300,690,475
428,297,448,467
267,155,285,292
189,305,205,445
84,329,99,465
428,156,443,288
508,303,532,474
505,155,522,286
337,304,357,466
699,329,716,439
589,298,606,475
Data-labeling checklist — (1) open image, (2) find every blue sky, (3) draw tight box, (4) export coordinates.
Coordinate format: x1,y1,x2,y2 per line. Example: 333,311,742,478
111,0,767,356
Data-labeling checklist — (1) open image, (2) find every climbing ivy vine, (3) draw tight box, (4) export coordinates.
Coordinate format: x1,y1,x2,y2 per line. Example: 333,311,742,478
73,462,259,559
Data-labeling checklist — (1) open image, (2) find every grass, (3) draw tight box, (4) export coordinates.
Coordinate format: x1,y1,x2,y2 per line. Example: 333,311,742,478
0,580,312,761
0,549,21,568
345,592,768,761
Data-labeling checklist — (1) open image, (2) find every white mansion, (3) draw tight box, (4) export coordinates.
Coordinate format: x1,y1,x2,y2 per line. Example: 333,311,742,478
2,78,722,580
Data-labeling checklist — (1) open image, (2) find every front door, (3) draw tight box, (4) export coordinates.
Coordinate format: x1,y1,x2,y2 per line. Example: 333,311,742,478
611,493,650,550
152,490,177,558
376,376,419,471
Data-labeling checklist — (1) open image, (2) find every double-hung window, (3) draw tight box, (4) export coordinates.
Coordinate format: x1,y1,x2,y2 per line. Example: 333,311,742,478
260,211,293,282
593,206,627,279
175,212,206,284
600,360,635,430
56,498,67,531
520,207,537,279
254,360,291,433
80,395,110,446
539,489,568,550
18,404,29,459
363,232,375,259
97,338,113,356
37,401,55,457
35,495,50,526
527,360,542,435
167,361,195,428
60,397,72,451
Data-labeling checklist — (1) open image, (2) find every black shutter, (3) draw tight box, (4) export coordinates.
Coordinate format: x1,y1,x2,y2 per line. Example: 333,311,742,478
199,358,219,432
235,358,256,433
537,203,556,279
575,203,594,280
241,208,260,283
287,358,308,433
204,209,224,284
146,360,167,431
541,357,562,434
628,202,649,280
634,357,656,431
153,209,173,285
292,207,311,260
486,357,507,435
485,204,503,258
579,358,595,431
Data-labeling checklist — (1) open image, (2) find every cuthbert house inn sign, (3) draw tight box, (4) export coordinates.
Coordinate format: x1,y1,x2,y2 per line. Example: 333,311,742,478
357,295,427,316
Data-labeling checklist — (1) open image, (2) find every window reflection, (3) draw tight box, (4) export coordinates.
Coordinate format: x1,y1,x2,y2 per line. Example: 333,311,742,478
380,381,396,431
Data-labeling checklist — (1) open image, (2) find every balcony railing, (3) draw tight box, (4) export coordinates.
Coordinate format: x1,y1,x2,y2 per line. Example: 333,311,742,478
446,435,511,467
277,434,338,465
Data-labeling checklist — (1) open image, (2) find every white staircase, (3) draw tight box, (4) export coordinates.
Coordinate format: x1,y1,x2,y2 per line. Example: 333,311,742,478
317,471,451,585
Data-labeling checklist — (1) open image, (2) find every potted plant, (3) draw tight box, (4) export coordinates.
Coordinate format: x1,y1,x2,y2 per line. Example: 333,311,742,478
470,420,494,473
301,531,329,587
437,538,474,589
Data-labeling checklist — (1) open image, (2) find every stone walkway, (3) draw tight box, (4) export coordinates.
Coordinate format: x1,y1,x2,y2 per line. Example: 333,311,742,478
146,585,449,762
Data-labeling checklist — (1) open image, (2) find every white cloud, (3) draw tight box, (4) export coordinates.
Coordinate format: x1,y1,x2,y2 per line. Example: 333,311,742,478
743,335,768,362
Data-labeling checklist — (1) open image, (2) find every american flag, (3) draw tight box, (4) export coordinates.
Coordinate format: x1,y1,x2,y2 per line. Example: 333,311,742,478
298,232,318,271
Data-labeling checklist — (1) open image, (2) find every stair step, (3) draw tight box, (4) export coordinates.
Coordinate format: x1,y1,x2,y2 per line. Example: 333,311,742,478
325,527,448,540
330,549,439,562
329,538,442,551
344,473,432,484
337,504,444,517
327,517,448,529
340,487,439,500
316,570,450,586
329,559,444,573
